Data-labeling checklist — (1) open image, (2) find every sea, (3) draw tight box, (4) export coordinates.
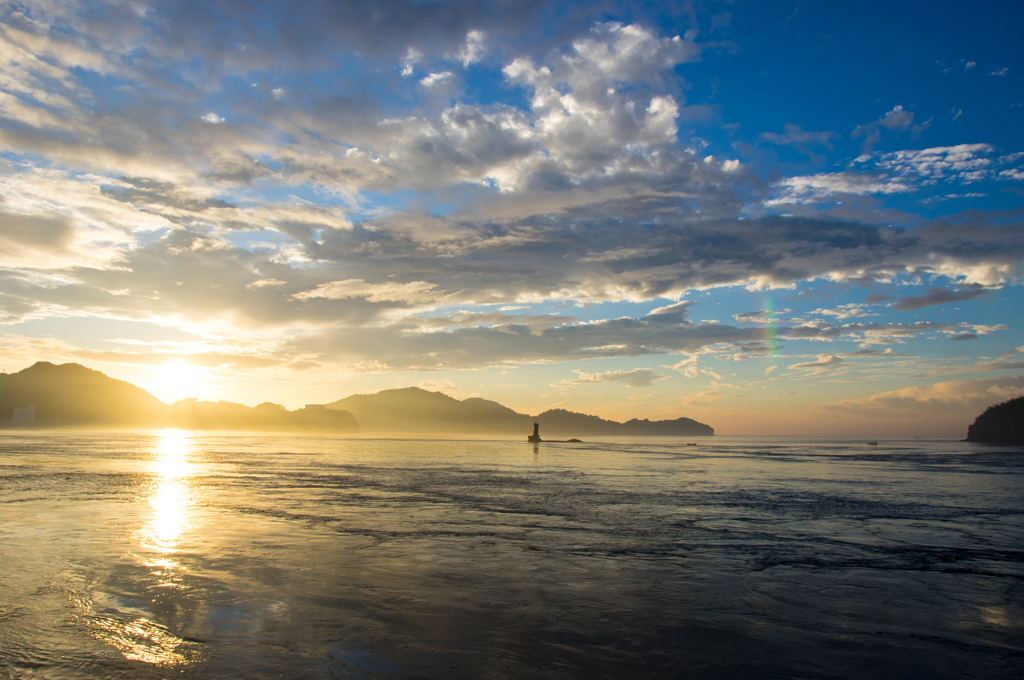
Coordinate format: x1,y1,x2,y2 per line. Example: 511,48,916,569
0,431,1022,679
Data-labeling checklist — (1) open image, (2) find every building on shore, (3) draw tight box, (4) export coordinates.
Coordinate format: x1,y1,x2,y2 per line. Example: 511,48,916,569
9,406,35,426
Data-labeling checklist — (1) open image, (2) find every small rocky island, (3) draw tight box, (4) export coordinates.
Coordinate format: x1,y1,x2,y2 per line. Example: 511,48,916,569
965,396,1024,443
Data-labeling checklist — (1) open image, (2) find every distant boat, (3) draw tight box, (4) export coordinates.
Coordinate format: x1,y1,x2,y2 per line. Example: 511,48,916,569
867,441,878,446
686,443,697,446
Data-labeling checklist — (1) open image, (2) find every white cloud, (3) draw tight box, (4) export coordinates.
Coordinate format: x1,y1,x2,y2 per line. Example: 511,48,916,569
453,30,486,67
400,47,423,77
990,67,1009,76
768,172,911,205
420,71,454,88
201,112,225,124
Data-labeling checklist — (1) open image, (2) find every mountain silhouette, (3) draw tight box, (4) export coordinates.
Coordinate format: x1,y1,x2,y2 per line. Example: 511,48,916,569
327,386,714,436
0,361,167,427
0,362,358,433
1,362,713,436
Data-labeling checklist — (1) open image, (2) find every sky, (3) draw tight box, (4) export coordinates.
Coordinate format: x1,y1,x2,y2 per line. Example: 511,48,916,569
0,0,1022,436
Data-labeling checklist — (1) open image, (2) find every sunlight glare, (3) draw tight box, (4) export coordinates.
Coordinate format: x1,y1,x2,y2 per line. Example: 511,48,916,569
148,362,210,404
143,429,193,554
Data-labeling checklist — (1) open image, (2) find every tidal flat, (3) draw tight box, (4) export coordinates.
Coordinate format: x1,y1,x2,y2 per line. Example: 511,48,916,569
1,431,1022,679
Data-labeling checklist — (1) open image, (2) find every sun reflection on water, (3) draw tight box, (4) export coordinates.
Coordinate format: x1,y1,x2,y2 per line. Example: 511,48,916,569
143,429,193,554
82,430,206,668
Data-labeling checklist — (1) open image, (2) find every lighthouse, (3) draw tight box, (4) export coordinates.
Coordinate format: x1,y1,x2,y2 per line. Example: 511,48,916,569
527,422,541,443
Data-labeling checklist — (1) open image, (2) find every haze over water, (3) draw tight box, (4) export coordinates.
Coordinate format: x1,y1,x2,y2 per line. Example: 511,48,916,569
1,431,1022,679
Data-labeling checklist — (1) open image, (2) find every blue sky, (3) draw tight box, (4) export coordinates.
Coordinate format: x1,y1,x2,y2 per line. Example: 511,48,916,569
0,0,1022,435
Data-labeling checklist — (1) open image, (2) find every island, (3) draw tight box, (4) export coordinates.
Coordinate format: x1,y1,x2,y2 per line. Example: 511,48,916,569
965,396,1024,443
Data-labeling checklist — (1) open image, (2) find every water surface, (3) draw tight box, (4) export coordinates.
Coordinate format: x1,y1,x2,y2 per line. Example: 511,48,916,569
1,432,1022,678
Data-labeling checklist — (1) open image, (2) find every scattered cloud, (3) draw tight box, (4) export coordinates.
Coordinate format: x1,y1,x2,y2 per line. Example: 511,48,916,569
891,286,992,311
788,354,844,375
556,368,668,388
851,105,918,152
759,123,837,148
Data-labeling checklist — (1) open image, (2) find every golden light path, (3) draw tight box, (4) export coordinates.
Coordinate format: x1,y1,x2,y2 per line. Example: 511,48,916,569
145,428,193,555
89,429,202,667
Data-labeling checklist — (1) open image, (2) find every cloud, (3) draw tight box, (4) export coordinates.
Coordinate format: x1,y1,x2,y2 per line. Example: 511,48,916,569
851,105,918,152
759,123,836,147
990,67,1009,76
0,5,1021,389
420,71,454,88
771,145,1023,205
890,286,992,311
811,304,876,320
292,279,440,305
768,172,911,205
824,375,1024,418
733,309,802,323
682,389,722,407
869,144,998,184
669,354,699,377
556,368,667,388
787,354,844,375
453,30,486,67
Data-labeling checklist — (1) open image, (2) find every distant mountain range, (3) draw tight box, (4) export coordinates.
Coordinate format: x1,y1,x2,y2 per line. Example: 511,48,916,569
327,387,714,437
0,362,714,437
0,362,357,433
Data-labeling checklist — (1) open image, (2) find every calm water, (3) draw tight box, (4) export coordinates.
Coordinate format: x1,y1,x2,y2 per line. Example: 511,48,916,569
1,432,1022,679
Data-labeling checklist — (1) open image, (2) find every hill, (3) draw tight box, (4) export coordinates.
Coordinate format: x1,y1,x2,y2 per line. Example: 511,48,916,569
168,399,358,433
0,362,358,433
965,396,1024,443
0,361,167,427
327,387,714,437
328,387,532,434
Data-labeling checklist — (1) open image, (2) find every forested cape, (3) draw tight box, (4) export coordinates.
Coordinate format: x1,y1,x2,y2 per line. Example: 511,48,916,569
966,396,1024,443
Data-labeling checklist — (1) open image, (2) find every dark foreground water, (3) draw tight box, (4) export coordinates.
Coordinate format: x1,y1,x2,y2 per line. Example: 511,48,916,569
1,432,1022,679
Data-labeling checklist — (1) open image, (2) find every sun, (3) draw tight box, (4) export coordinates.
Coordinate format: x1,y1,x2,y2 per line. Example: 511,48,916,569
148,362,211,403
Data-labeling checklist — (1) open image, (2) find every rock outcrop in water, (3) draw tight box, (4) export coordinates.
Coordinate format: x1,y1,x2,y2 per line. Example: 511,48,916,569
0,362,358,433
327,386,714,436
965,396,1024,443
